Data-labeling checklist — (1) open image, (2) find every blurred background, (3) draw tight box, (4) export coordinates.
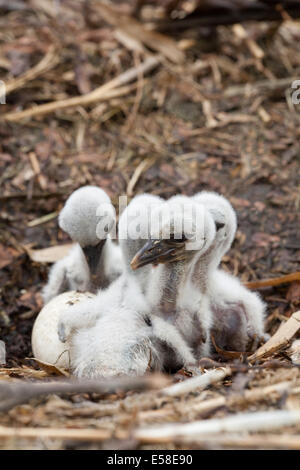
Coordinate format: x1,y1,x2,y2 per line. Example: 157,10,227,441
0,0,299,364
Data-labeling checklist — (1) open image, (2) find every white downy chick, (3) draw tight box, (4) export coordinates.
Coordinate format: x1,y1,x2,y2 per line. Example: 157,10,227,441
131,195,217,363
119,194,197,371
57,193,163,339
69,285,162,378
42,186,123,303
193,191,267,352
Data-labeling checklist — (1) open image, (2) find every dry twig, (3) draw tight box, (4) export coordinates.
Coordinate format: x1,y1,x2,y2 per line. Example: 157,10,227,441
2,56,160,121
127,157,156,196
5,46,58,94
175,434,300,450
162,367,232,397
249,310,300,362
135,410,300,443
224,76,299,98
139,378,300,423
245,272,300,289
0,425,111,442
92,1,184,64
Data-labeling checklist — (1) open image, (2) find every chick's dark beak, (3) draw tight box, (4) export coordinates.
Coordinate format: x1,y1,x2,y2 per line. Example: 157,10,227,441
82,239,106,275
130,238,186,270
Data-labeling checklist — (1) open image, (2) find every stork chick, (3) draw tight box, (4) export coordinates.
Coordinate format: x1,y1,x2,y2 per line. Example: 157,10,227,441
67,289,162,378
57,193,163,338
119,194,196,371
131,195,217,362
42,186,123,303
193,191,267,352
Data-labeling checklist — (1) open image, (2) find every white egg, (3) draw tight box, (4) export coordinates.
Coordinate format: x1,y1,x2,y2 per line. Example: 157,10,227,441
31,291,95,369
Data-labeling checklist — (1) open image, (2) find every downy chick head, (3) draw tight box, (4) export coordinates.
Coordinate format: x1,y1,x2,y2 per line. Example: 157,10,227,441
118,193,163,269
193,191,237,264
131,195,216,270
59,186,116,273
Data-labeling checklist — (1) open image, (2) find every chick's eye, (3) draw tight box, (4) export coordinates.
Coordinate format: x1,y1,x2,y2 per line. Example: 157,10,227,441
215,222,225,231
103,220,114,233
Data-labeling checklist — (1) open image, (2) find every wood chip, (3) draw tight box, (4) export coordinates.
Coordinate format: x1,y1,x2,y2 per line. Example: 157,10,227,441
24,244,74,263
30,358,70,377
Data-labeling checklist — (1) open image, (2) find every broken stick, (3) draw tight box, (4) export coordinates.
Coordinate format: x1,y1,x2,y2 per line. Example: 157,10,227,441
135,409,300,444
2,56,160,122
245,272,300,289
0,374,169,412
162,367,232,397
